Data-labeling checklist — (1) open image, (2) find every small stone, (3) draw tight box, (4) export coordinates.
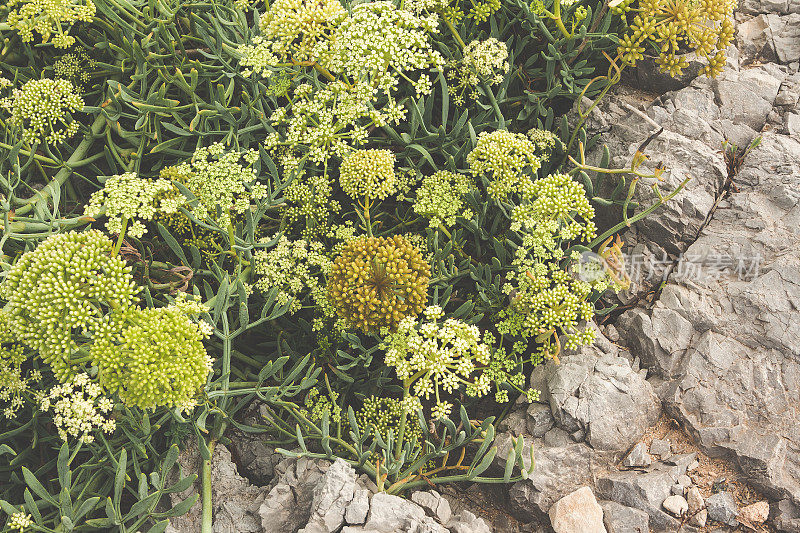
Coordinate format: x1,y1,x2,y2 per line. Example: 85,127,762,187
543,427,570,448
689,508,707,528
662,495,688,517
649,439,671,459
686,460,699,472
605,325,620,342
677,475,691,487
670,484,685,496
786,113,800,136
738,501,769,525
448,510,492,533
664,453,696,471
570,429,585,442
706,491,738,526
623,443,652,468
686,487,704,515
549,486,607,533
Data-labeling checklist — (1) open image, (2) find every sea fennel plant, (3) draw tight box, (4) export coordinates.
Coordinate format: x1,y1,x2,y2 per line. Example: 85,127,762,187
0,0,719,529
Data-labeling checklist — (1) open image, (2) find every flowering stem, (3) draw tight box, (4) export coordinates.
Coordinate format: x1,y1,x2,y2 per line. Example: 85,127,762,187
394,384,410,459
551,0,573,39
112,218,128,257
201,439,215,533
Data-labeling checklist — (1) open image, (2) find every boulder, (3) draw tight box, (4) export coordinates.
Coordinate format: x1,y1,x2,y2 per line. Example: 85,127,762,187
599,501,649,533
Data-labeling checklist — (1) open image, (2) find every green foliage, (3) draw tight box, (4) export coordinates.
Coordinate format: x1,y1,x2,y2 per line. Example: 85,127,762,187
0,0,702,529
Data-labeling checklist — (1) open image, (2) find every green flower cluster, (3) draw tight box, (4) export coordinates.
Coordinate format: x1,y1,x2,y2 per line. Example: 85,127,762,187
253,235,332,314
413,170,473,228
91,303,213,411
6,0,95,48
613,0,735,77
383,306,497,419
0,311,39,420
357,396,422,445
298,387,342,423
339,149,397,201
85,172,180,239
39,372,116,443
54,49,96,89
1,232,213,410
0,231,138,380
0,78,84,144
448,38,509,105
526,128,559,163
499,173,604,361
467,130,541,199
327,235,430,333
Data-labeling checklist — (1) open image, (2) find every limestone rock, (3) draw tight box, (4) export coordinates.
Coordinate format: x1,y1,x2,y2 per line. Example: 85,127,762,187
345,489,370,525
301,459,358,533
363,493,447,533
548,487,607,533
411,490,452,525
258,457,330,533
447,510,492,533
599,501,649,533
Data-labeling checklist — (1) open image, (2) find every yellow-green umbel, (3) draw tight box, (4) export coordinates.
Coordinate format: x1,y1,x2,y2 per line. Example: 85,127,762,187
327,235,430,333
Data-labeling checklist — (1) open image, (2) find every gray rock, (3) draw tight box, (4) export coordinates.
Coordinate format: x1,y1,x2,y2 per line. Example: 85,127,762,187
499,435,606,518
543,428,570,448
411,490,452,525
670,485,684,496
541,326,661,453
705,492,738,526
774,498,800,532
649,439,671,459
599,501,649,533
548,486,607,533
786,112,800,136
617,131,800,504
364,493,447,533
258,457,330,533
596,461,690,531
526,403,555,438
662,495,688,517
623,443,652,468
447,510,492,533
301,459,358,533
345,489,370,525
770,14,800,63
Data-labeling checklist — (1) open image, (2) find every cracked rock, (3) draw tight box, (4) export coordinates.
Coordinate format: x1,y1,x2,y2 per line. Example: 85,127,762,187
623,443,652,468
600,500,649,533
706,492,738,527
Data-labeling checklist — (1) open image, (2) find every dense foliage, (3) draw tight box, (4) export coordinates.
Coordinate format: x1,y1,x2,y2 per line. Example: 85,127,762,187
0,0,730,530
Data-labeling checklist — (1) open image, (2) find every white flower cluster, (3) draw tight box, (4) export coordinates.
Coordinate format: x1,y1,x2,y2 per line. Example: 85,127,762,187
253,235,332,314
467,130,541,200
242,0,443,166
413,170,474,228
0,78,84,144
39,373,116,443
7,0,95,48
85,172,179,239
171,143,266,229
383,306,493,419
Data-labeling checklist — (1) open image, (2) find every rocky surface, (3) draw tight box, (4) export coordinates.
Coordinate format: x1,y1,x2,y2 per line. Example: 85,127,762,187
548,486,606,533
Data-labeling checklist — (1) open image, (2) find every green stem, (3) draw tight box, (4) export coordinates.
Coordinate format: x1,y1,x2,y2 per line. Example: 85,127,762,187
444,19,466,49
394,385,410,459
551,0,572,39
15,113,106,216
112,218,128,256
200,439,215,533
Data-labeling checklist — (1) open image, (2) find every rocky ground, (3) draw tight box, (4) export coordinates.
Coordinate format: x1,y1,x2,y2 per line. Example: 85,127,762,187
166,1,800,531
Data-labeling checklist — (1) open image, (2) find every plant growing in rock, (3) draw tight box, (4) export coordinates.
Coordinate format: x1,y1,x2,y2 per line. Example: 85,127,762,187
0,0,707,528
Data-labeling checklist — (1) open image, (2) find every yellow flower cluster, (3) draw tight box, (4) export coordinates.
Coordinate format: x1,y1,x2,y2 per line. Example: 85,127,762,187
467,130,541,200
327,235,430,333
7,0,95,48
614,0,736,77
0,78,84,144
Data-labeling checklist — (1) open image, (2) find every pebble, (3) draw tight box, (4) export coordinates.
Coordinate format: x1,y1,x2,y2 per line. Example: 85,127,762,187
649,439,671,459
663,495,689,517
706,491,738,526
